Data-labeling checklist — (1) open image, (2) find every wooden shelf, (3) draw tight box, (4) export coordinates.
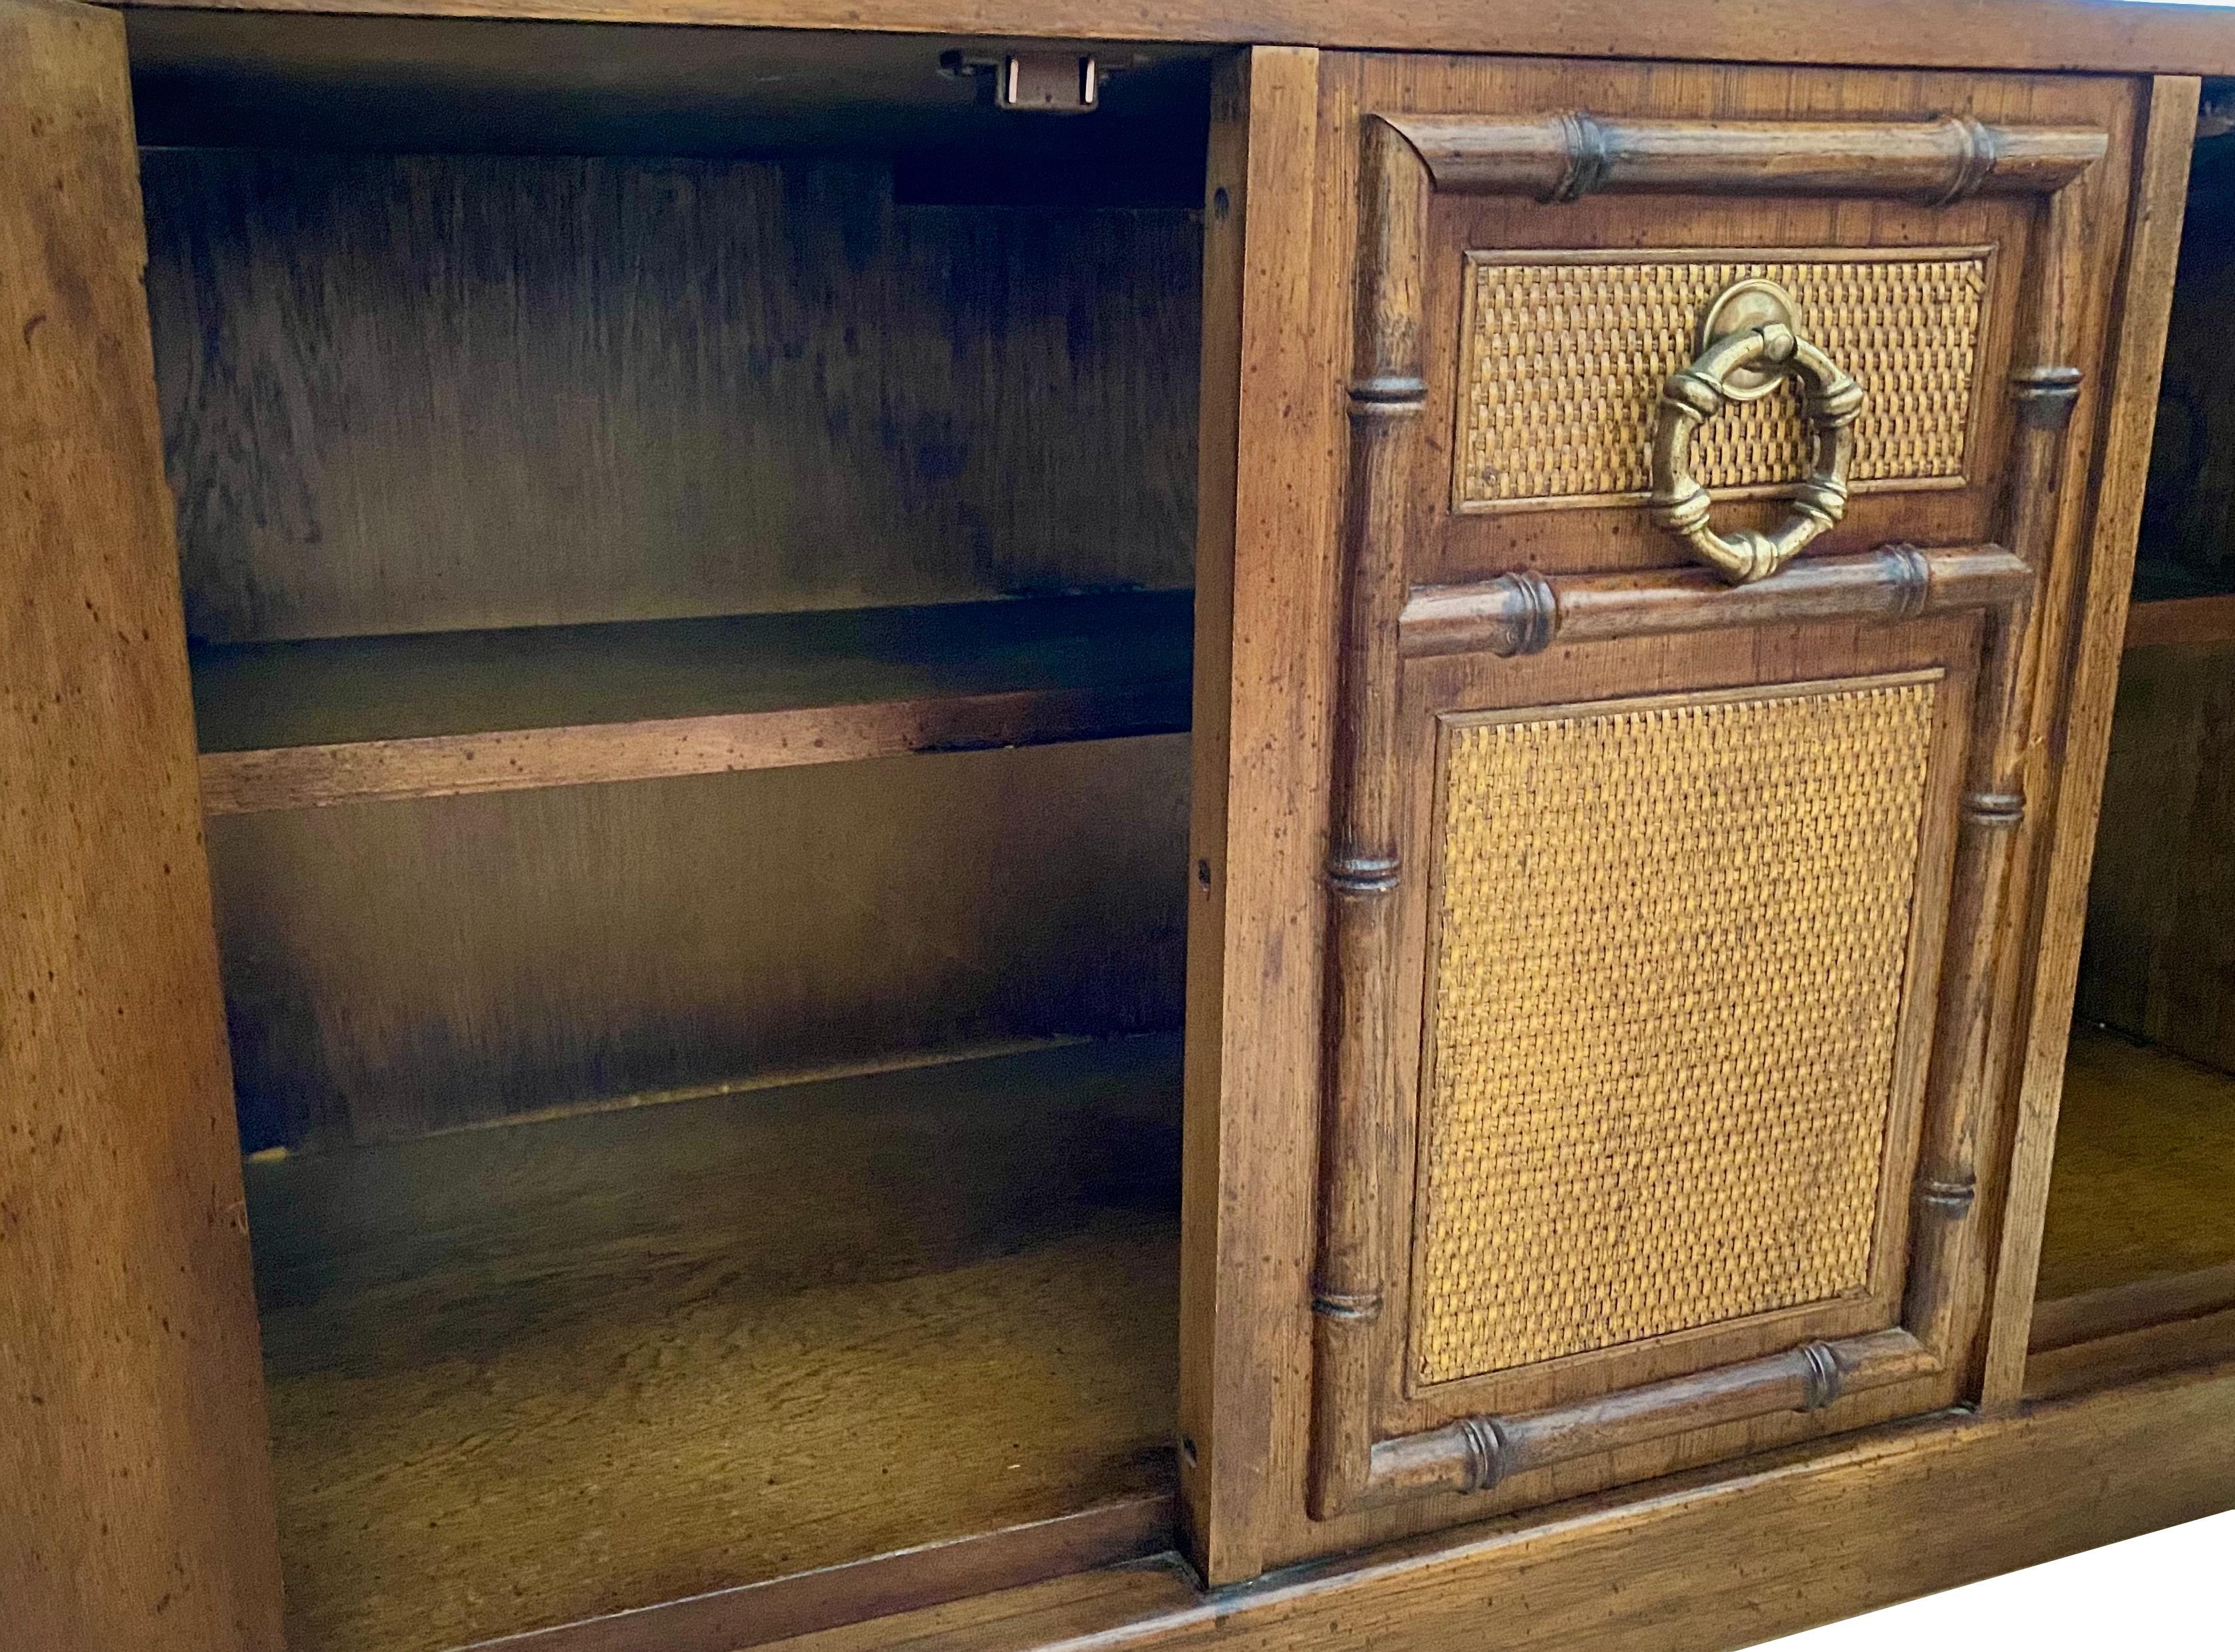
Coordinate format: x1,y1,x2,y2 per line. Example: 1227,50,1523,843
2123,591,2235,651
2033,1026,2235,1339
193,590,1192,813
245,1036,1182,1652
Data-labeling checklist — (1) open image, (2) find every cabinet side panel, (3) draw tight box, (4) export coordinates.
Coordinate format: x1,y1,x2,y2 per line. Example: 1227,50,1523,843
1988,75,2202,1405
0,3,285,1649
1180,41,1333,1585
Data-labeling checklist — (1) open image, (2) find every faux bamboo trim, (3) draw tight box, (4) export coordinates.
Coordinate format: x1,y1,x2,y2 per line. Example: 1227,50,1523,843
1387,112,2107,202
1311,114,1432,1520
1312,98,2089,1524
1355,1330,1940,1508
1398,545,2032,660
1903,182,2085,1361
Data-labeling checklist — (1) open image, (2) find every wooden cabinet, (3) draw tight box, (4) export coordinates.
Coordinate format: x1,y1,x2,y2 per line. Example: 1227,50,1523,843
5,6,2235,1651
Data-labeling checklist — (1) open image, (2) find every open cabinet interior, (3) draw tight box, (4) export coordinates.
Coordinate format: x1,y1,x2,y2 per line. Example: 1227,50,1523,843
2035,87,2235,1373
128,15,1214,1650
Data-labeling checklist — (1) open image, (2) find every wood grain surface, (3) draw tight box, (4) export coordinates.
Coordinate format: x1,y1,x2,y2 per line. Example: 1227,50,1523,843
1178,43,1337,1585
98,0,2235,78
192,591,1194,810
248,1037,1182,1652
2124,591,2235,649
2025,1306,2235,1400
463,1498,1173,1652
2131,129,2235,602
761,1357,2235,1652
0,5,286,1651
1979,74,2199,1408
2074,639,2235,1067
2035,1027,2235,1302
141,148,1198,644
1193,49,2145,1582
210,734,1190,1148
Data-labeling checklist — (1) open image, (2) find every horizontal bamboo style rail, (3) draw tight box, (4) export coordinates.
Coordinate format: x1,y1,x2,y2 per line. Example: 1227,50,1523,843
1399,545,2033,659
1387,112,2106,202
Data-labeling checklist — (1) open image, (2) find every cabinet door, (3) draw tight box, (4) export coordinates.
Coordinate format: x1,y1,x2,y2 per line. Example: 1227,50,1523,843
1182,53,2147,1581
0,5,285,1648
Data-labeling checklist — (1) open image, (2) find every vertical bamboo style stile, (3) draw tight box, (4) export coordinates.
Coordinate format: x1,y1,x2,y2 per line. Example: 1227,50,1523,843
1307,104,2109,1521
1313,113,1430,1518
1983,78,2204,1408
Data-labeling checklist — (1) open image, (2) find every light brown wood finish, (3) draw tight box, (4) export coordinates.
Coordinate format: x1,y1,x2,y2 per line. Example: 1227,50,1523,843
1399,545,2031,660
0,5,284,1651
1982,78,2202,1408
100,0,2235,77
1308,106,1425,1519
2124,591,2235,647
1310,62,2101,1529
464,1500,1171,1652
2033,1027,2235,1304
193,593,1193,812
1339,625,1981,1515
141,148,1196,645
2035,1262,2235,1353
2026,1308,2235,1401
1178,42,1335,1585
252,1038,1181,1652
763,1357,2235,1652
1188,53,2145,1581
210,736,1189,1148
1391,112,2104,200
2070,641,2235,1067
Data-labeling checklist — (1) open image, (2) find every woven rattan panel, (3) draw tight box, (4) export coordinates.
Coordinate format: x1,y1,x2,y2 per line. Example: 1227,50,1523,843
1455,251,1988,508
1411,678,1940,1386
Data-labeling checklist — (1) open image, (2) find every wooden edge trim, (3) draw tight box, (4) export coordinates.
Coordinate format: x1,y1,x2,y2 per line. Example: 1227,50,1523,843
1385,113,2105,202
2031,1260,2235,1354
763,1358,2235,1652
1398,544,2029,660
1309,112,1430,1520
2123,591,2235,651
2025,1307,2235,1403
195,679,1191,813
1981,75,2202,1409
1352,1329,1937,1509
104,0,2235,80
458,1495,1175,1652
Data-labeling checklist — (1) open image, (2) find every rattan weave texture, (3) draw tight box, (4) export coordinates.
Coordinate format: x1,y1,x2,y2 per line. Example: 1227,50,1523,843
1456,253,1988,506
1413,678,1939,1385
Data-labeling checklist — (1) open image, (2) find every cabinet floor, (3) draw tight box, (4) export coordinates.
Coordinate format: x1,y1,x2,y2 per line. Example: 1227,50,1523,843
242,1038,1182,1652
2036,1025,2235,1301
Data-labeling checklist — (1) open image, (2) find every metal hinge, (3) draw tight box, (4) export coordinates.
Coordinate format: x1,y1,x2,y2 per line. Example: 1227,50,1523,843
939,51,1101,113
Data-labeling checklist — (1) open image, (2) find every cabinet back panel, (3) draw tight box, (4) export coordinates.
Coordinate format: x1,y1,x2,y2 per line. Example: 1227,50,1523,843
210,735,1188,1149
2135,131,2235,601
141,149,1200,643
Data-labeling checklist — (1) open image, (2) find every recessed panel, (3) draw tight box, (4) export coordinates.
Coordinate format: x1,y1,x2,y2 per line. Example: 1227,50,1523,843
1455,249,1989,509
1411,676,1940,1385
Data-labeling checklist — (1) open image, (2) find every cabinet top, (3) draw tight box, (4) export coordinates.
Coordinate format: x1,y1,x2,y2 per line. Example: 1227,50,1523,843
105,0,2235,78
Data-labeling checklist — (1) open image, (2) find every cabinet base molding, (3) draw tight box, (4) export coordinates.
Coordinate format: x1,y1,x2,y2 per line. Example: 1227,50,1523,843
769,1358,2235,1651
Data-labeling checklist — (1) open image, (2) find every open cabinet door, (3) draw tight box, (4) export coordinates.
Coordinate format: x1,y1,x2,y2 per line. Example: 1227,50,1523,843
0,3,285,1647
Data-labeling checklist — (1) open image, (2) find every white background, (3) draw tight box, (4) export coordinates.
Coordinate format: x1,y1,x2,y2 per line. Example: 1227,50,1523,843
1755,1508,2235,1647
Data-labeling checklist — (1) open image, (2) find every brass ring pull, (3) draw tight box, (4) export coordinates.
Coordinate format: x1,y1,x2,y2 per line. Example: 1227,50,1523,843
1647,278,1865,585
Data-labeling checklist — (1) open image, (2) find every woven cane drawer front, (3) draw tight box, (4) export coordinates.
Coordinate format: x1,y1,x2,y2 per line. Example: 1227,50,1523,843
1411,675,1940,1387
1455,249,1990,511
